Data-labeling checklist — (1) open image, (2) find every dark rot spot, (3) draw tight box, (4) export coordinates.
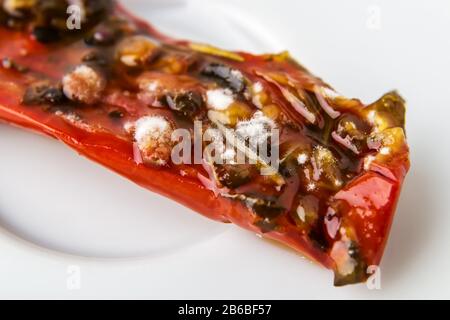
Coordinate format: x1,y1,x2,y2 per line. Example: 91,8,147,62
85,27,118,46
250,197,284,220
0,6,7,24
164,91,204,119
82,51,108,66
84,0,113,17
308,227,329,251
22,81,65,105
32,26,60,43
201,63,245,93
216,164,256,189
279,153,299,178
108,109,125,119
254,219,279,233
85,32,114,46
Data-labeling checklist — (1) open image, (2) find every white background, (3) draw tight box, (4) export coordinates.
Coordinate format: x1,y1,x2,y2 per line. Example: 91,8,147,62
0,0,449,299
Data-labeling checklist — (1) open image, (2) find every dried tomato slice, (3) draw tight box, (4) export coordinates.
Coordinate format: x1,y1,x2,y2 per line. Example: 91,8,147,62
0,1,410,286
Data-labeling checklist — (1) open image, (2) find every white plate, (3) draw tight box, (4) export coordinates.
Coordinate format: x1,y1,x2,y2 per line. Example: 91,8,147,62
1,0,450,299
